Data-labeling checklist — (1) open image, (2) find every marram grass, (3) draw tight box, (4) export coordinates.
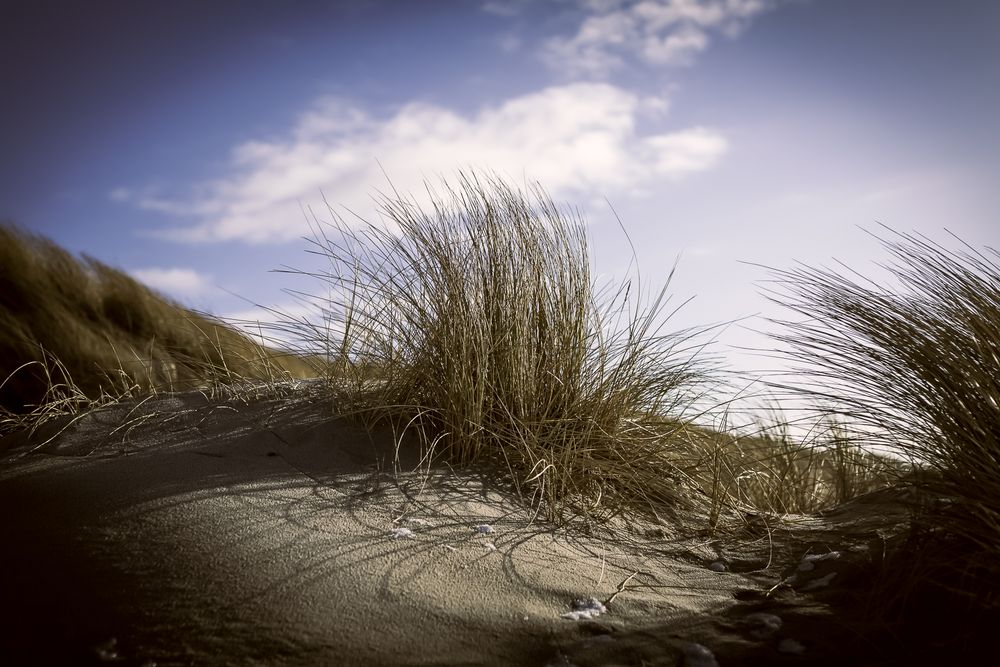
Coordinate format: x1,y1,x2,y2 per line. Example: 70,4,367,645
276,174,727,522
0,223,319,435
761,226,1000,613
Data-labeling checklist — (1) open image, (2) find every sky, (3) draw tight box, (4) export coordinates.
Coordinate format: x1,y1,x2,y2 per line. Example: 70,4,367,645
3,0,999,395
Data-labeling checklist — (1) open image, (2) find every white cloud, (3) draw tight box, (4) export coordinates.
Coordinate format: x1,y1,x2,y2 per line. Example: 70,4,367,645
130,268,211,297
542,0,776,77
645,127,728,172
641,23,709,65
138,83,727,244
110,186,204,216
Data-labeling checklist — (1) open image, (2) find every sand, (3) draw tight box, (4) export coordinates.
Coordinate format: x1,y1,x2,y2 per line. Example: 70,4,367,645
0,384,936,665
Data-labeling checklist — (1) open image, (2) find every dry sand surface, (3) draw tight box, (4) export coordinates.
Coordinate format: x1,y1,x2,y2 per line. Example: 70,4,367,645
0,384,925,666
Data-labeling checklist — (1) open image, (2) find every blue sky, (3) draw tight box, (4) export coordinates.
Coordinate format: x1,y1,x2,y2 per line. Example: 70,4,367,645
3,0,999,383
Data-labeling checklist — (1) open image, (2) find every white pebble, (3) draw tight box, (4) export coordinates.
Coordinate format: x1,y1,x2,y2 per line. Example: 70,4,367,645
474,524,494,534
560,597,607,621
484,542,497,551
390,527,415,539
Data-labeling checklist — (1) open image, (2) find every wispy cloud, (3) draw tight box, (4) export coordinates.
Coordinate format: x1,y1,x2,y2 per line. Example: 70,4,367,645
130,267,211,297
129,83,727,244
110,186,202,216
541,0,776,77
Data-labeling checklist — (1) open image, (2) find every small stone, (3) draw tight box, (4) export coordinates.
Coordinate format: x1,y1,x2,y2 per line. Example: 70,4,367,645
389,527,415,539
708,560,727,572
561,597,607,620
474,524,494,534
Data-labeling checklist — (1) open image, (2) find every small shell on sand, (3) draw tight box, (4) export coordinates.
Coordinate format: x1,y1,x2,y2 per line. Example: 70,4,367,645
560,597,606,620
389,527,415,539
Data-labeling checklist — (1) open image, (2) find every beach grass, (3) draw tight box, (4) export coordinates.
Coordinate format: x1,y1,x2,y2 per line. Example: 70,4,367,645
760,226,1000,622
272,174,722,522
682,413,906,523
0,223,320,436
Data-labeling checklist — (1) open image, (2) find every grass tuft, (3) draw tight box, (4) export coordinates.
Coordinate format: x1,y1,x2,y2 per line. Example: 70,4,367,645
760,225,1000,615
279,174,725,522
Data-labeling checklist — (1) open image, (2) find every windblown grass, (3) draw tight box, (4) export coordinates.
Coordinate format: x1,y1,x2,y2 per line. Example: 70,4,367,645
0,223,319,433
760,226,1000,623
275,174,728,522
683,413,906,524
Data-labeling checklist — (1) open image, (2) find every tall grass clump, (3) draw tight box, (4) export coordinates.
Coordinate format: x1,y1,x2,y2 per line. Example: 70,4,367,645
285,174,720,522
0,223,317,425
760,227,1000,615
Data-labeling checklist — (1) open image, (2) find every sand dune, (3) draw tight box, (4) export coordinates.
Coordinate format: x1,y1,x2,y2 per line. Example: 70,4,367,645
0,386,927,665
